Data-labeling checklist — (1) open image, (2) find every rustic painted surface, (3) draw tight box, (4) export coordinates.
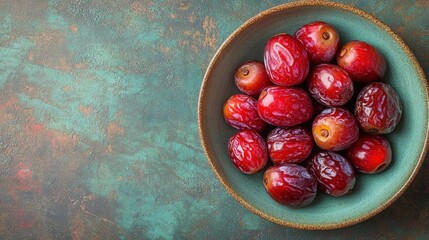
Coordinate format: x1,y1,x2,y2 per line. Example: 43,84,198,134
0,0,428,239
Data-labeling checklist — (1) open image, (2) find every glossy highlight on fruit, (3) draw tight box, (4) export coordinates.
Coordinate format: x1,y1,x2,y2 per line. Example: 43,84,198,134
223,94,266,132
337,41,386,83
355,82,402,134
228,130,268,174
307,151,356,197
312,108,359,151
264,34,310,86
234,61,272,96
267,126,314,165
258,86,314,127
308,64,354,107
295,21,340,64
263,164,317,207
346,134,392,174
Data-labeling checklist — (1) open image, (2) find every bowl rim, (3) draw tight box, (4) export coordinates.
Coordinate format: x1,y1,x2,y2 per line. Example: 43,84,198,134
198,0,429,230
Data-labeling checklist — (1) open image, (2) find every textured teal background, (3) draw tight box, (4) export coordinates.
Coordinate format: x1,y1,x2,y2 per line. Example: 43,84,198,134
0,0,428,239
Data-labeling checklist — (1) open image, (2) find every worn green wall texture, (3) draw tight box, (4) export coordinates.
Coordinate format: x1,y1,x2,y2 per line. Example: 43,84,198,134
0,0,428,239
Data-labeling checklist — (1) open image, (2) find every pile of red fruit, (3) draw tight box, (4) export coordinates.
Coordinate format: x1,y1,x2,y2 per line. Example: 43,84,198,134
223,21,403,207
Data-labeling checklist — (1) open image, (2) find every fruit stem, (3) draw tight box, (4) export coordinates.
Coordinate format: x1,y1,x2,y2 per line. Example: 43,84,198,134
322,32,330,40
320,129,329,138
241,67,250,76
339,49,347,58
376,163,387,172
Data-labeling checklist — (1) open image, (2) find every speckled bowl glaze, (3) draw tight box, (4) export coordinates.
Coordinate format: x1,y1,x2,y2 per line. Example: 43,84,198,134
198,1,428,230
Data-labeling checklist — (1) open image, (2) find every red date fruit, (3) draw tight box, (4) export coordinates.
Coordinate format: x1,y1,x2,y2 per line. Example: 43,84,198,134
264,34,310,86
223,94,266,132
355,82,402,134
312,108,359,151
258,86,314,127
346,134,392,174
234,61,272,96
263,164,317,207
267,126,314,165
337,41,386,83
307,151,356,197
295,21,340,64
308,64,354,107
228,130,268,174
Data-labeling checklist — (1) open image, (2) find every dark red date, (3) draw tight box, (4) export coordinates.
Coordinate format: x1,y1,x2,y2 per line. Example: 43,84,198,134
337,41,386,83
223,94,266,132
346,134,392,174
264,34,310,86
267,126,313,165
312,108,359,151
307,151,356,197
234,61,272,96
295,21,340,64
257,86,314,127
228,130,268,174
263,164,317,207
355,82,402,134
308,64,354,107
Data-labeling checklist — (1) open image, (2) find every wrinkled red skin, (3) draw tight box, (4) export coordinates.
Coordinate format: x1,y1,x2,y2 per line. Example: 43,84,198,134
263,164,317,207
234,61,272,96
312,108,359,151
308,64,354,107
355,82,402,134
223,94,266,132
336,41,386,83
228,130,268,174
267,126,314,165
258,86,314,127
307,152,356,197
346,134,392,174
264,34,310,86
295,21,340,64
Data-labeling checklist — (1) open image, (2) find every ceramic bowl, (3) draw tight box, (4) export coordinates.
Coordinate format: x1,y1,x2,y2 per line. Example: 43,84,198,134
198,1,428,230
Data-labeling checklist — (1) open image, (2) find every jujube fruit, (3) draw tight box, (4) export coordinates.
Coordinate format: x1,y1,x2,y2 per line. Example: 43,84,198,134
337,40,386,83
234,60,272,96
308,63,354,107
295,21,340,64
264,34,310,86
263,164,317,207
223,94,266,132
228,130,268,174
346,134,392,174
355,82,402,134
258,86,314,127
312,108,359,151
307,151,356,197
266,126,314,165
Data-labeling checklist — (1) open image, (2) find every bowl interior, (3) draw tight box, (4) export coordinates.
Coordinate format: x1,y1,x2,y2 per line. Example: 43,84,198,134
199,2,428,229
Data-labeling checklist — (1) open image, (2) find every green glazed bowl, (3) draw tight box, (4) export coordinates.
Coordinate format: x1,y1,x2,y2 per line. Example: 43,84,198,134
198,1,428,230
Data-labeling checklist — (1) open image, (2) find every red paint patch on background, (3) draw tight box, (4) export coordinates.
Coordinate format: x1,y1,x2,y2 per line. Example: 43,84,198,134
0,203,33,229
105,121,124,153
131,1,155,19
25,122,46,135
70,24,78,33
79,104,93,116
15,209,33,229
30,31,73,72
49,131,79,157
15,163,33,192
107,122,124,140
0,95,19,111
